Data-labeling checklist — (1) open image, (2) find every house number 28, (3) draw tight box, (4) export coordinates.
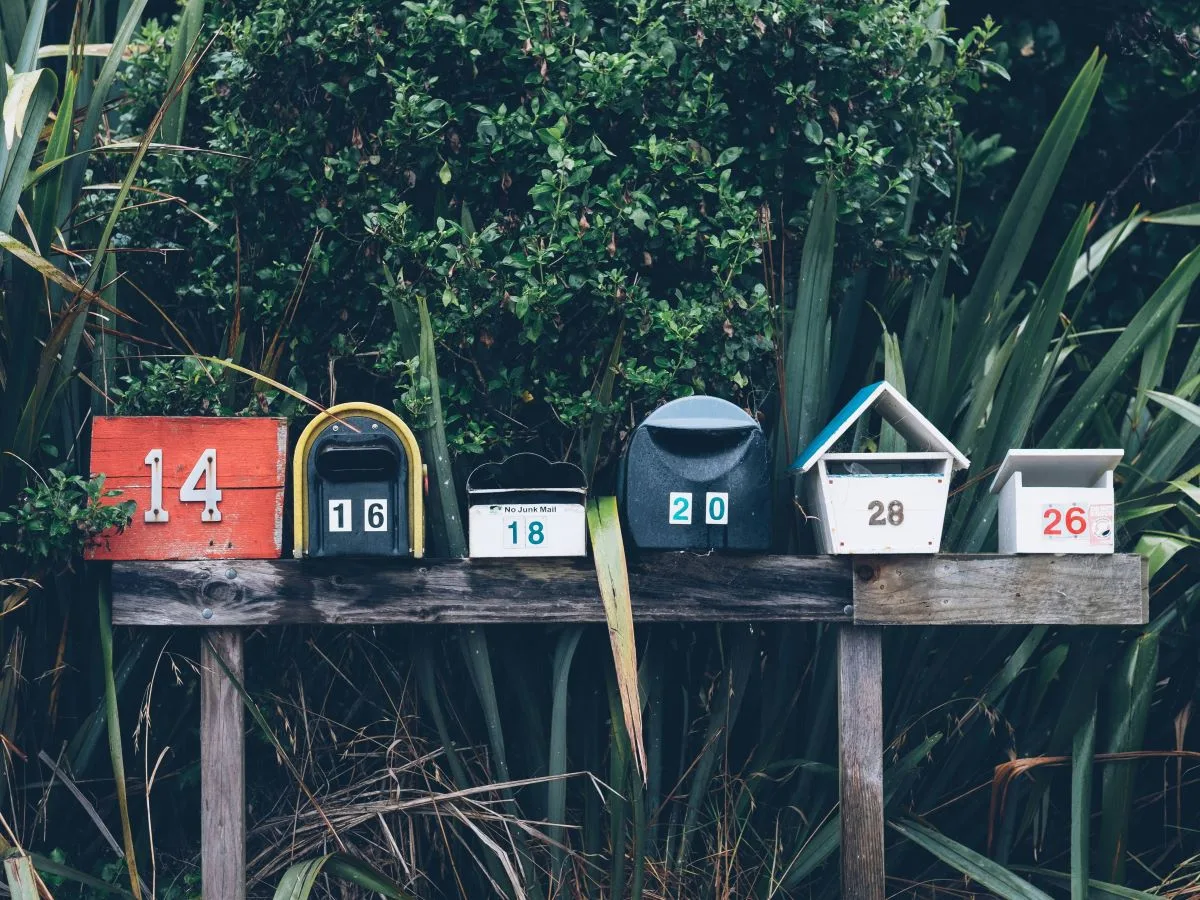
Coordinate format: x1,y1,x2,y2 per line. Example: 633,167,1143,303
867,500,904,526
144,448,222,523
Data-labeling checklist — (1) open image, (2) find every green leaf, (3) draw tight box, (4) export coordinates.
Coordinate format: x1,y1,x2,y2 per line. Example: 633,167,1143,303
1146,389,1200,429
956,51,1104,371
1044,244,1200,448
58,0,151,215
715,146,742,167
1143,201,1200,226
438,159,452,184
273,853,413,900
1011,866,1165,899
891,818,1055,900
417,293,466,556
0,68,58,234
548,625,584,877
1071,704,1096,900
773,180,836,545
803,120,823,144
1069,211,1141,291
1135,532,1189,578
587,496,646,779
3,852,38,900
159,0,205,145
98,574,144,899
1098,632,1159,883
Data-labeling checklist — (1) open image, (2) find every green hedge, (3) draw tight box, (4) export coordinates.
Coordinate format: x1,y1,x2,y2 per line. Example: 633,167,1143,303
121,0,995,463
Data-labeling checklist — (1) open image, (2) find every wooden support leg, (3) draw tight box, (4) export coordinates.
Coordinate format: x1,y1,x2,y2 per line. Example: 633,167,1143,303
839,625,885,900
201,628,245,900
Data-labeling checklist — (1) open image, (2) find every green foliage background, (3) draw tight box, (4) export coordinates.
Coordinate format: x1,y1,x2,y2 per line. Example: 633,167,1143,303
116,0,994,465
0,0,1198,897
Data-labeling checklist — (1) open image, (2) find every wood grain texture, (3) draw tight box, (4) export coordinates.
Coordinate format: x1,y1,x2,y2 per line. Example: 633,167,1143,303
851,554,1148,625
88,417,287,561
839,625,885,900
111,554,852,626
201,628,245,900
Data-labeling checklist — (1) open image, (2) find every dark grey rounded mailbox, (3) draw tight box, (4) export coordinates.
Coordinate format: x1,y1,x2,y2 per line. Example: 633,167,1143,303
292,402,425,558
617,396,771,551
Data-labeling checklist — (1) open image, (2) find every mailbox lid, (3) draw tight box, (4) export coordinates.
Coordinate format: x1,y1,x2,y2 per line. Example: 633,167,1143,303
466,453,587,506
990,448,1123,493
642,395,761,432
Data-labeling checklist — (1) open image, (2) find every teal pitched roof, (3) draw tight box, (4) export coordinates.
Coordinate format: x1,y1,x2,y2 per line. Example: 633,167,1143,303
790,380,970,474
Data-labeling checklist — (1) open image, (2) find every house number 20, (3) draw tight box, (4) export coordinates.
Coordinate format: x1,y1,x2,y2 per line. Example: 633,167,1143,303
144,448,222,523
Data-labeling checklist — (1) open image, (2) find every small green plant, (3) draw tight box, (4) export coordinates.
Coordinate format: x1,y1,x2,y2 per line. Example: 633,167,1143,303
0,470,135,569
111,357,283,417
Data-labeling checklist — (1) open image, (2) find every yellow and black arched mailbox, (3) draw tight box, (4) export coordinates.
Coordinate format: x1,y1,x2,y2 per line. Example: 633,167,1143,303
292,402,425,558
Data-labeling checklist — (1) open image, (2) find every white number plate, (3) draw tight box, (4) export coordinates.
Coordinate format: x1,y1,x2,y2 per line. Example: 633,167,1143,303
327,499,352,532
468,503,586,557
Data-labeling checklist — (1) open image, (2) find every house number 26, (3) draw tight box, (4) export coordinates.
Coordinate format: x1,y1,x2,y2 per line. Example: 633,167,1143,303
144,448,222,523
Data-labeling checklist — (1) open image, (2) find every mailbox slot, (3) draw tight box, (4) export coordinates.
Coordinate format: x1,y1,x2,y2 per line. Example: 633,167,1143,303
467,454,587,557
823,457,946,477
292,403,425,558
618,396,771,551
315,443,400,480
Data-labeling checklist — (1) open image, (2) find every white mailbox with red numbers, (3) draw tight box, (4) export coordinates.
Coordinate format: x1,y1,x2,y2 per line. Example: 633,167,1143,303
990,449,1122,554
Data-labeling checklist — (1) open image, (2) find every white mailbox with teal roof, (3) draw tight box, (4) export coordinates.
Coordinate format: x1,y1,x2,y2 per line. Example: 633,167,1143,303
792,381,969,554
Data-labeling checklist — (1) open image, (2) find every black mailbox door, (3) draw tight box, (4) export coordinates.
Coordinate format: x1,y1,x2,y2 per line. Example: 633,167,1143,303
618,397,771,551
306,416,409,557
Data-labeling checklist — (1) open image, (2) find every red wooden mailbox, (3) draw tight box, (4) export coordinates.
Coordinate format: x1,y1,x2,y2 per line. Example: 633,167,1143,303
88,417,287,560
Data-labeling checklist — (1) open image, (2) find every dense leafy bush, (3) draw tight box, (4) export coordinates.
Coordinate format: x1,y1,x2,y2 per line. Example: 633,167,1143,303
0,471,134,568
120,0,997,462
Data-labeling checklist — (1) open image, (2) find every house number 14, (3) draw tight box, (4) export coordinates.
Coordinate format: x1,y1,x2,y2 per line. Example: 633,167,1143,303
144,448,222,523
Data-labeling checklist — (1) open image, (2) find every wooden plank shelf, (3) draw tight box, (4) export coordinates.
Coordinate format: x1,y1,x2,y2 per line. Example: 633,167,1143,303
111,553,1147,627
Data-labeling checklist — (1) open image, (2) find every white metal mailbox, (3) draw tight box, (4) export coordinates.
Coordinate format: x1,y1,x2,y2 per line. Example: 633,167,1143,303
467,454,587,557
791,381,970,554
989,449,1122,554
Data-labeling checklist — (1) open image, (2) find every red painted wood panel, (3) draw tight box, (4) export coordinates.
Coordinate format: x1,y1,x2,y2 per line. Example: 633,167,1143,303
88,417,287,561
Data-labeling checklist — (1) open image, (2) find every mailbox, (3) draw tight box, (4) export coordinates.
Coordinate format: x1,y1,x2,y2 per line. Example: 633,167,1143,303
792,381,969,554
467,454,587,557
292,402,425,558
990,449,1121,554
617,396,770,551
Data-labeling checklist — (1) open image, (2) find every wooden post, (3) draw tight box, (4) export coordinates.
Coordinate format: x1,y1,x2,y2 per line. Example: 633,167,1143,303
201,628,245,900
839,625,885,900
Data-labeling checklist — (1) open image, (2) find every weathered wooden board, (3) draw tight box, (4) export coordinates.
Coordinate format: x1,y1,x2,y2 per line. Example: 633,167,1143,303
838,626,885,900
111,554,853,626
852,554,1147,625
110,554,1149,627
201,628,245,900
88,417,287,561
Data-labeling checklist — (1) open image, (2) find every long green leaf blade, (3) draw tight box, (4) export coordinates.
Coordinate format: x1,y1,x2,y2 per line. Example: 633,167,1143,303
891,818,1055,900
587,496,646,779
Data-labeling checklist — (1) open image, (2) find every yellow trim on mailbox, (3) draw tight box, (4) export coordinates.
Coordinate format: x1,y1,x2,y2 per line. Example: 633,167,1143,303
292,402,425,558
